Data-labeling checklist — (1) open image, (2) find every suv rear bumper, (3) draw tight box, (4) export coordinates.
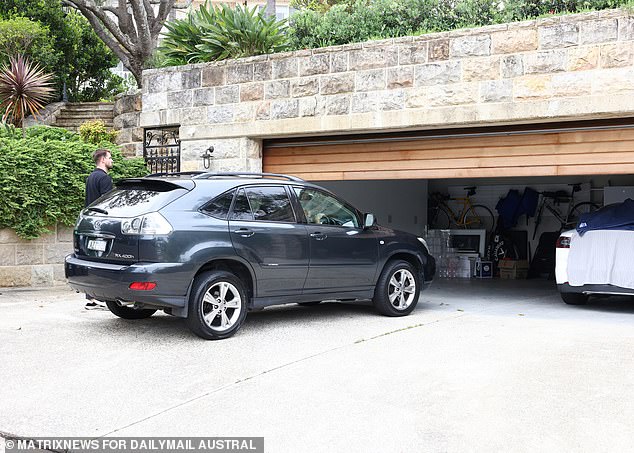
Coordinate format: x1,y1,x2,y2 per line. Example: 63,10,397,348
558,283,634,296
65,255,192,313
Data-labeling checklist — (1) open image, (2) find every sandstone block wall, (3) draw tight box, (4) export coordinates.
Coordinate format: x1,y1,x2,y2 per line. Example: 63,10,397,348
113,91,144,157
140,9,634,172
0,226,73,287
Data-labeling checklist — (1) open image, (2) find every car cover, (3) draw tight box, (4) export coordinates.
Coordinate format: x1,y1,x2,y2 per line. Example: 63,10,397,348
576,198,634,236
568,229,634,289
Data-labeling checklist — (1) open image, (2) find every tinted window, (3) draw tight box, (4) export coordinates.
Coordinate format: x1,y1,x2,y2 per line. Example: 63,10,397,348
245,186,295,222
90,187,188,217
202,190,235,219
294,188,359,228
230,189,254,221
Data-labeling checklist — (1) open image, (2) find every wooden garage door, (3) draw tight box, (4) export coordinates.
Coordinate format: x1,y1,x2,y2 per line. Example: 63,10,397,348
263,126,634,180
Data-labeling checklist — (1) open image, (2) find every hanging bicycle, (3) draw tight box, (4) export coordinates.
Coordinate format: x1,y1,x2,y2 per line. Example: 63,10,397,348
532,184,599,240
428,186,495,233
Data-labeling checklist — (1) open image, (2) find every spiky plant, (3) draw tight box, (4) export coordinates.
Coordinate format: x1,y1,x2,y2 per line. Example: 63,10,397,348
197,4,289,60
158,2,289,65
0,55,55,134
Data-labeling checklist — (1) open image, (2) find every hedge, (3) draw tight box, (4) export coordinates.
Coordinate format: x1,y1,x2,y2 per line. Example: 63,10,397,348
0,125,147,239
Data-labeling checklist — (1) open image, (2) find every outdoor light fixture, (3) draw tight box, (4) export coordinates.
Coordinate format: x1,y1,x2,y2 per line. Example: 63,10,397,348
201,146,214,169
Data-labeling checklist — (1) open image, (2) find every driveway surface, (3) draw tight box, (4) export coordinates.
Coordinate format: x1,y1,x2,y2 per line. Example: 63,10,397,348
1,279,633,452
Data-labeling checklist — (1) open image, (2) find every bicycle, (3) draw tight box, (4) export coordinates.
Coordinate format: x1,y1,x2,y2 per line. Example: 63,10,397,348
532,183,600,240
428,186,495,233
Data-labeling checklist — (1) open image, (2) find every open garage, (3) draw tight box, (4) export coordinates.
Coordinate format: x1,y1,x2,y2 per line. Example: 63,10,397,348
262,119,634,288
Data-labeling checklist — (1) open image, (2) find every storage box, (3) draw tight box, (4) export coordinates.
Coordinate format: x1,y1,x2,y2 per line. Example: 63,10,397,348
498,259,529,279
475,260,493,278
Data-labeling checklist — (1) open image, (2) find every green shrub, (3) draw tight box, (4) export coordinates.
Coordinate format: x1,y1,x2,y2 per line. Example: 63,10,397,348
158,3,289,65
78,120,118,145
0,125,147,239
0,17,58,71
288,0,633,50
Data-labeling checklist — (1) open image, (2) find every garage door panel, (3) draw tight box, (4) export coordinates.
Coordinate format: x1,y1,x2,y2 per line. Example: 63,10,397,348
266,129,634,157
292,166,562,181
264,126,634,180
270,150,634,175
265,140,634,166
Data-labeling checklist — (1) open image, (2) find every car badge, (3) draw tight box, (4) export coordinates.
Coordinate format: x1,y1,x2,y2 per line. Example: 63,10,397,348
94,220,103,230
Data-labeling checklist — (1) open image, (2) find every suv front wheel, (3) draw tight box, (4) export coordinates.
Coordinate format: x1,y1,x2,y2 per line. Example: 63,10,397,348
373,260,420,316
187,270,248,340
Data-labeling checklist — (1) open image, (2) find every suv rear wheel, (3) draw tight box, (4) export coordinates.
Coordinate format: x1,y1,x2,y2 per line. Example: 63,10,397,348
105,301,157,319
187,270,248,340
373,260,420,316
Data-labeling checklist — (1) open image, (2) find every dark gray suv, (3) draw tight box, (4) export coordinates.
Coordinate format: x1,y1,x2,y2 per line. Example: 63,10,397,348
65,172,435,339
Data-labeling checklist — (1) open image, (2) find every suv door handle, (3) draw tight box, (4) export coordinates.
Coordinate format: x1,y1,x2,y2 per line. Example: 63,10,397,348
233,228,255,238
310,232,327,240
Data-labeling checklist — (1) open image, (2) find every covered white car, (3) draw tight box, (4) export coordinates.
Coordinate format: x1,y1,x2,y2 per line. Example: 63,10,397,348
556,228,634,304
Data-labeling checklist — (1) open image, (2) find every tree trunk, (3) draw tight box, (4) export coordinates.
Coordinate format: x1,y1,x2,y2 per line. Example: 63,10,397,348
265,0,277,18
63,0,176,89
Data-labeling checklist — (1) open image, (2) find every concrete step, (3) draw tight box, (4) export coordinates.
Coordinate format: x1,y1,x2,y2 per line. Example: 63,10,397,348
54,119,114,128
63,102,114,112
56,111,114,120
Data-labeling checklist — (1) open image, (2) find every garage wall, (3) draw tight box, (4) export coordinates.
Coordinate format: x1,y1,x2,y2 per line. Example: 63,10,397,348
140,9,634,173
316,179,428,235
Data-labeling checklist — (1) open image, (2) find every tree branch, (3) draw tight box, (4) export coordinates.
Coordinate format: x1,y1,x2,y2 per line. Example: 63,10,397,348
130,0,152,55
153,0,176,36
65,0,136,54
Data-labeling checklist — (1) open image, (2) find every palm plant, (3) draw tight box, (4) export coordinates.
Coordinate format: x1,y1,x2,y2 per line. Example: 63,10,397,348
197,4,289,60
158,2,289,65
0,55,54,135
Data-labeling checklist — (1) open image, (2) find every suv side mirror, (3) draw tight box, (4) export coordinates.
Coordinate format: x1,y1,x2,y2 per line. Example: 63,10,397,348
363,213,376,228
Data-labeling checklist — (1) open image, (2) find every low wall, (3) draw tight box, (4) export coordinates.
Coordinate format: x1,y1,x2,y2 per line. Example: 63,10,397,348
0,226,73,287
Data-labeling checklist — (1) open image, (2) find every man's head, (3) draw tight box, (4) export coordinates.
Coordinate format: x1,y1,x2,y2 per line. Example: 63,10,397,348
93,148,113,172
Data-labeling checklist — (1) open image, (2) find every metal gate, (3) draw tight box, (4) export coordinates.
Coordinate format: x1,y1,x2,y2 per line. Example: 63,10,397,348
143,126,181,174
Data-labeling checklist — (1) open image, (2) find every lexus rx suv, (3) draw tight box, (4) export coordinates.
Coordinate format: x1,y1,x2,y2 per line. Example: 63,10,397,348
65,172,435,339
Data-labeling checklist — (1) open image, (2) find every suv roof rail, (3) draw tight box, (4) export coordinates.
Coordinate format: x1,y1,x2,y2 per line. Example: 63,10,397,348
145,171,207,178
192,172,305,182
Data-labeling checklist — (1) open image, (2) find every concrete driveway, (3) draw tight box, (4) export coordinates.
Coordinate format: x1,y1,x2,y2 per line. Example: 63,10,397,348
1,279,633,452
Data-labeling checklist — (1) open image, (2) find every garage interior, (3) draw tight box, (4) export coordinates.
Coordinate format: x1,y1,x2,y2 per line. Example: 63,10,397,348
262,118,634,284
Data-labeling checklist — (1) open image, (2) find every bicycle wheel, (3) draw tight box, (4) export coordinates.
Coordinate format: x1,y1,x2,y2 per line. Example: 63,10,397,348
464,204,495,233
567,202,600,228
429,207,451,229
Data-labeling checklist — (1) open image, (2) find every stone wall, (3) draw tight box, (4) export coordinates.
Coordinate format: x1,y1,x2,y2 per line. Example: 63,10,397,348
113,90,143,157
140,9,634,172
23,102,66,128
0,225,73,287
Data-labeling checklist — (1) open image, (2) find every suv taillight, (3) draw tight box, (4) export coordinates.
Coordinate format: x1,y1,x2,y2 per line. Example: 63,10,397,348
556,236,571,248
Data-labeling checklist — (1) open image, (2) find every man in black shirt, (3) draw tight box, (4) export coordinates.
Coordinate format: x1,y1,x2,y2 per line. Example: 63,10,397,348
84,148,113,309
85,148,113,206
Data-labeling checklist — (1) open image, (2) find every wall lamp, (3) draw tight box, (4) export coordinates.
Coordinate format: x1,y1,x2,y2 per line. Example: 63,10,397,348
201,146,214,169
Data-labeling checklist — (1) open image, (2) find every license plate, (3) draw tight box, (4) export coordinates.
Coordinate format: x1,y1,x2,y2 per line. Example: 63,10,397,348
87,239,107,252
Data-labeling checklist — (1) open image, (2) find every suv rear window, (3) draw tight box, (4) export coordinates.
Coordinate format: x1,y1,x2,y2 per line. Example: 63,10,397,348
230,186,296,222
201,190,235,219
90,184,189,217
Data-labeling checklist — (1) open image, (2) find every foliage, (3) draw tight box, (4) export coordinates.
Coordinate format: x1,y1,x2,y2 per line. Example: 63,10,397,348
158,3,289,65
0,17,58,72
288,0,634,50
0,125,148,239
0,0,122,102
0,55,54,130
78,120,118,145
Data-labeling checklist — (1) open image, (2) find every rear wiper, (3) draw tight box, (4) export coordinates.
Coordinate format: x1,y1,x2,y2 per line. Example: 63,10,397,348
84,207,108,215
